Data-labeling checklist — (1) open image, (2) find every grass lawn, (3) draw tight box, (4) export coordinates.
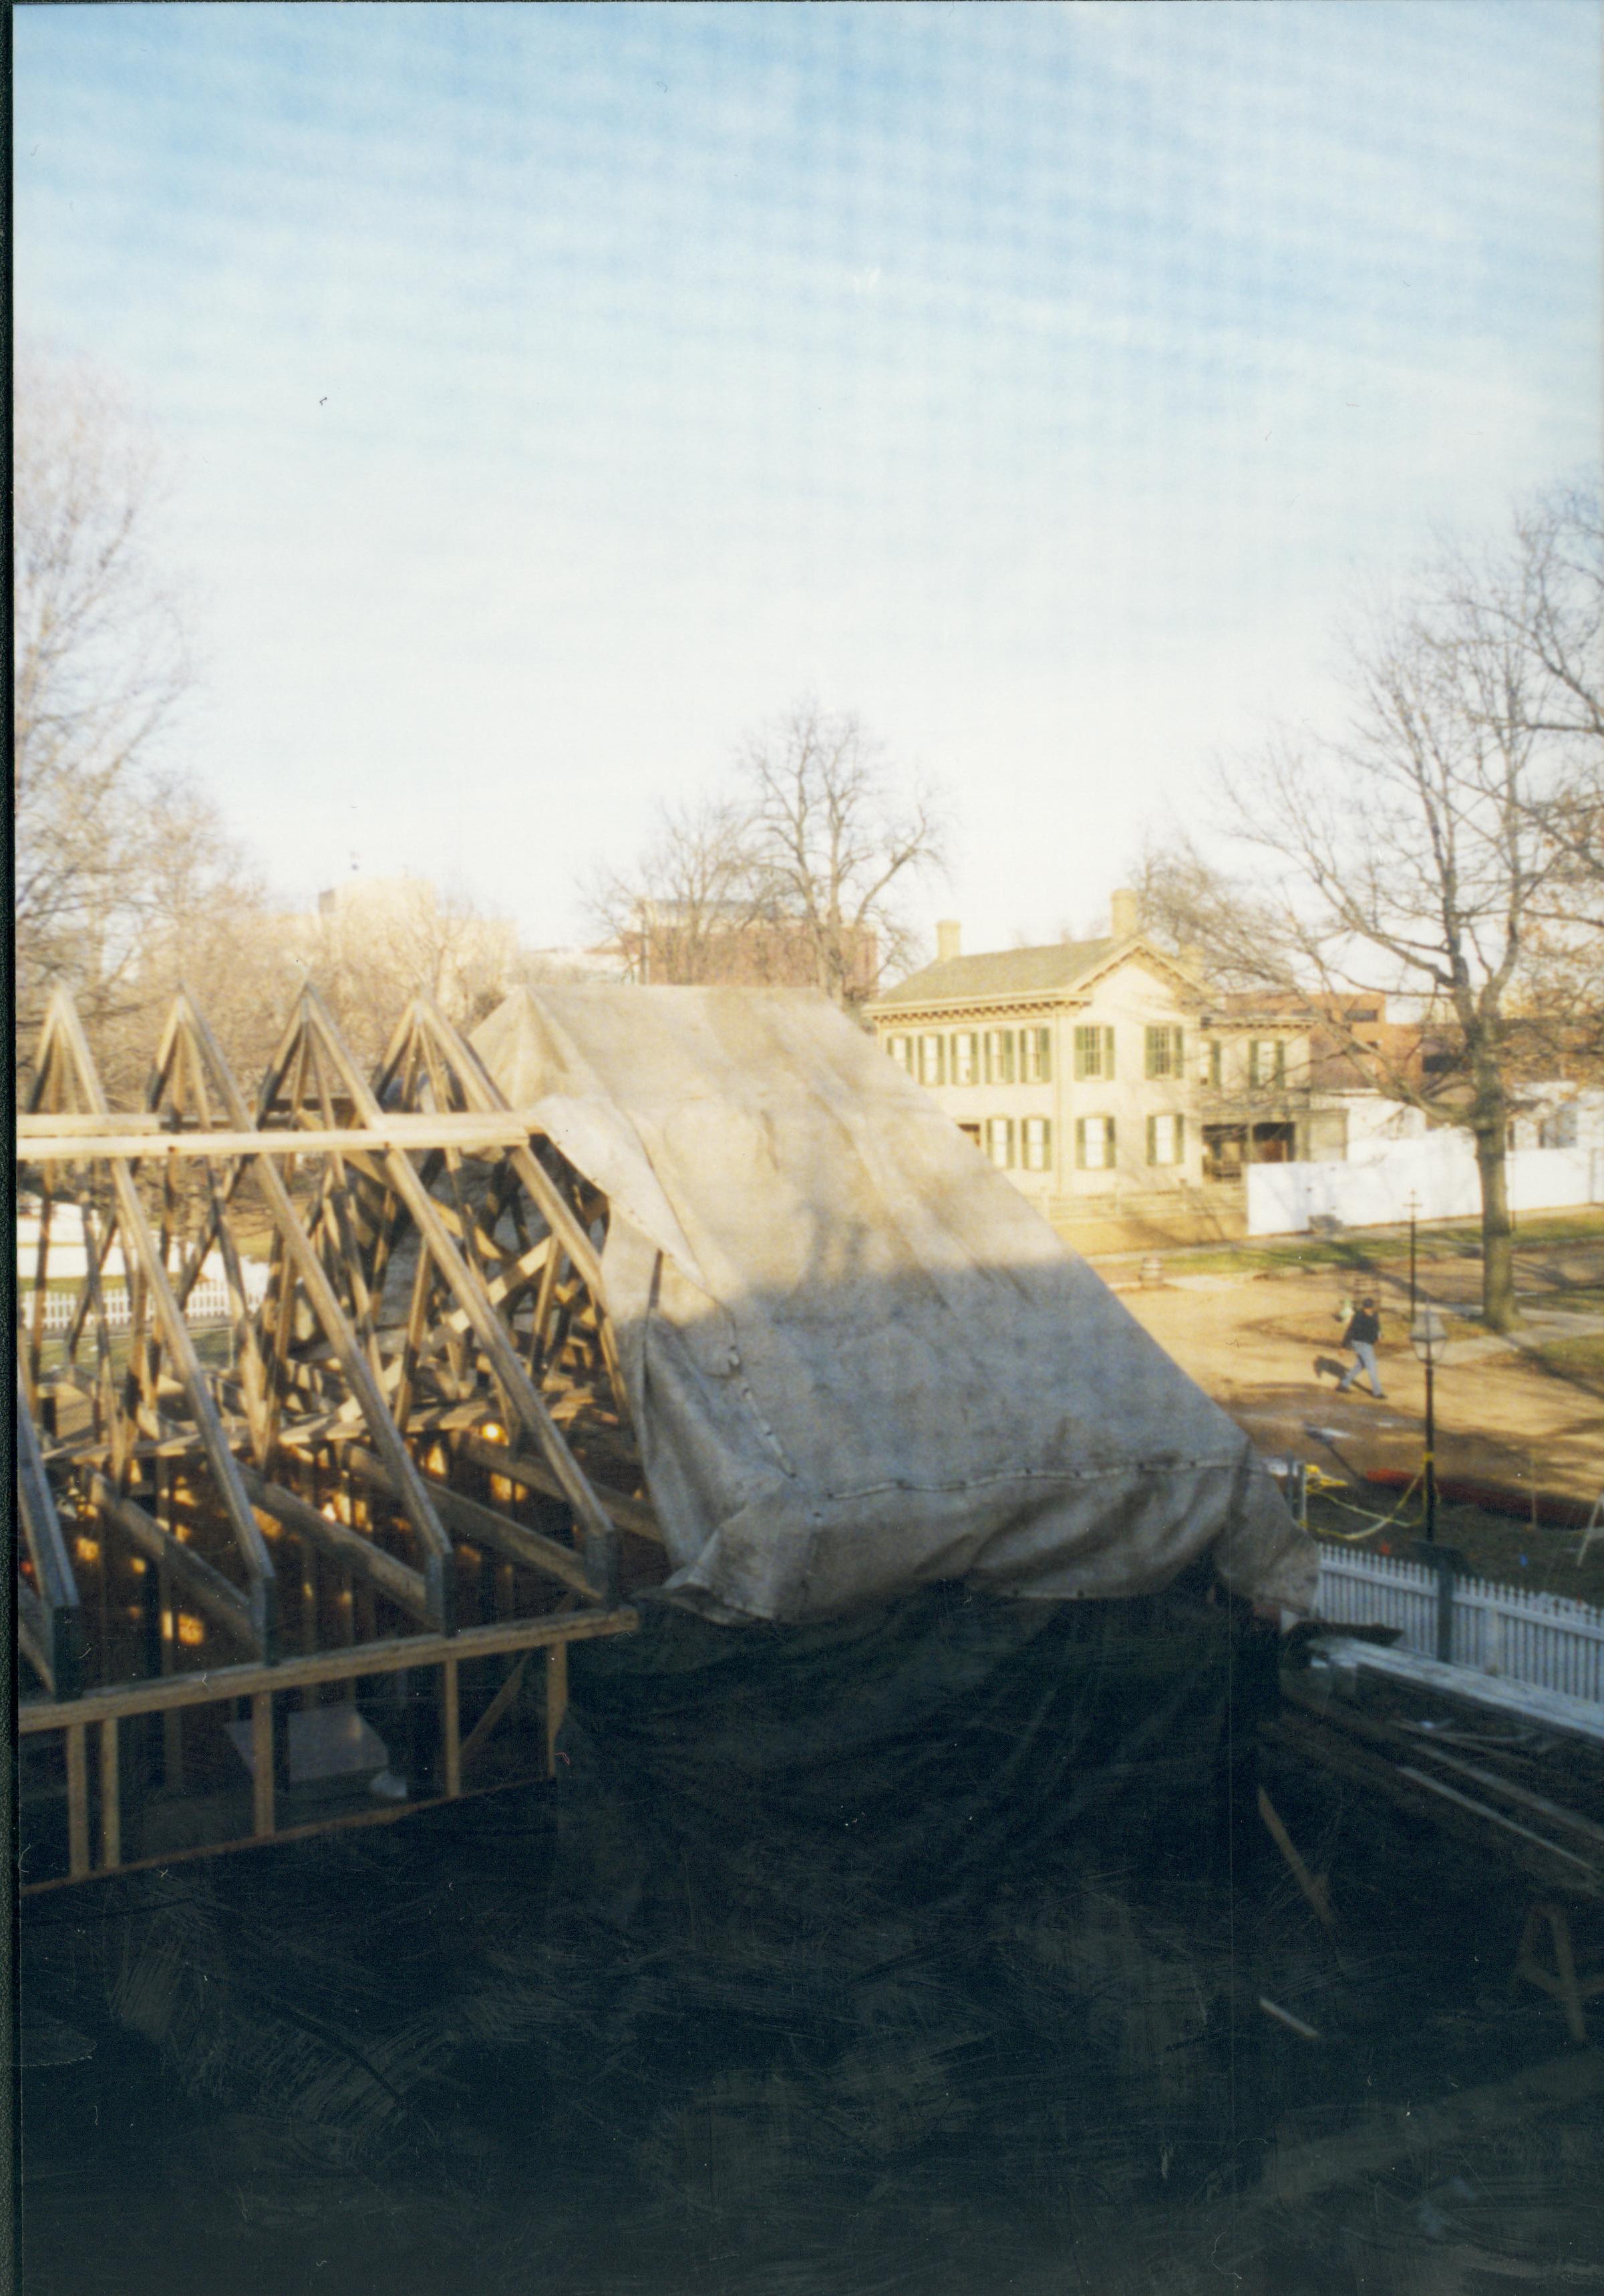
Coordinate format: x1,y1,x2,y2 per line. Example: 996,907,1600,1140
1136,1205,1604,1280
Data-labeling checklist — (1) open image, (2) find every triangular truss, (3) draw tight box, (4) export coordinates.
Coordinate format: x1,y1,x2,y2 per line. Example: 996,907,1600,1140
15,985,659,1710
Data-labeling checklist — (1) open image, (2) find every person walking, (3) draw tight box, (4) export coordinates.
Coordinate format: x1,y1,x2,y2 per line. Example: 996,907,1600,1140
1336,1296,1385,1399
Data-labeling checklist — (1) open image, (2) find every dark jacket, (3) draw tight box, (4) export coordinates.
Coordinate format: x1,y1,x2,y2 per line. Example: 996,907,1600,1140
1345,1308,1380,1348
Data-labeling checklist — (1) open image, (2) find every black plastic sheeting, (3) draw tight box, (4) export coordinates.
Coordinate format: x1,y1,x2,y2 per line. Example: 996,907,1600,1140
554,1574,1271,1924
19,1586,1604,2295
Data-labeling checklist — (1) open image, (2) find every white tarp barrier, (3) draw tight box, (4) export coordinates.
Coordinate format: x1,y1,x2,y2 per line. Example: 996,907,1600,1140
474,987,1315,1625
1248,1138,1603,1238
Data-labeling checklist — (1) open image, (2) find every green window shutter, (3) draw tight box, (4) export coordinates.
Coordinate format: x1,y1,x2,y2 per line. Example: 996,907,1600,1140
1144,1026,1162,1079
1074,1025,1094,1079
1249,1040,1261,1088
1146,1113,1158,1165
1039,1117,1052,1165
1209,1040,1221,1087
1172,1027,1184,1074
1176,1113,1186,1157
1033,1027,1052,1083
1103,1026,1115,1079
1075,1117,1087,1169
1273,1041,1286,1086
1106,1115,1116,1163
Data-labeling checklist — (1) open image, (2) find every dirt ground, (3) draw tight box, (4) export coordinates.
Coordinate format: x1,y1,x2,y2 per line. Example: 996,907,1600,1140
1112,1232,1604,1598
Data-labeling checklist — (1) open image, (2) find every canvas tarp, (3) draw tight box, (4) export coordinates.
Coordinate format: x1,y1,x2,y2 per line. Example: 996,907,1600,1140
471,986,1316,1624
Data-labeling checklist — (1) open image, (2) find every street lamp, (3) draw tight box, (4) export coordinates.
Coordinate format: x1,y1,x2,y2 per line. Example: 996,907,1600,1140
1411,1306,1446,1548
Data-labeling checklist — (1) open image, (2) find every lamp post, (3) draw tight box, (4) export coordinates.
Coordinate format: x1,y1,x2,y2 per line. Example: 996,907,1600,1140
1406,1191,1419,1324
1411,1306,1455,1660
1411,1306,1445,1546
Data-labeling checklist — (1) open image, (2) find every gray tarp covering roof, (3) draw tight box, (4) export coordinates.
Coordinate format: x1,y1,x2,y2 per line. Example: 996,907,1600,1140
472,986,1317,1625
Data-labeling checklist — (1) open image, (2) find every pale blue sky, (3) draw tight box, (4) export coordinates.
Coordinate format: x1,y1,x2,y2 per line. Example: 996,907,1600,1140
17,2,1601,955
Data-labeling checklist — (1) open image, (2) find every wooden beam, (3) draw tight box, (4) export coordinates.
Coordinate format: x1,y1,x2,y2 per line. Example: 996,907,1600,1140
442,1659,461,1799
236,1465,434,1625
16,1113,538,1159
100,1720,121,1872
294,991,620,1601
161,995,456,1627
87,1473,259,1655
18,1605,639,1733
65,1723,90,1880
15,1370,84,1698
251,1693,275,1838
456,1432,662,1544
457,1654,530,1777
334,1443,598,1599
544,1641,568,1779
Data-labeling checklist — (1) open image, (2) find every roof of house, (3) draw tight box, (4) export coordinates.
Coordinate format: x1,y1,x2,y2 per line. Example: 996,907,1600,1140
871,936,1134,1010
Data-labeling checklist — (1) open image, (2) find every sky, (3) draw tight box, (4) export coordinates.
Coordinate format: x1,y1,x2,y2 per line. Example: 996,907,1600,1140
15,1,1602,960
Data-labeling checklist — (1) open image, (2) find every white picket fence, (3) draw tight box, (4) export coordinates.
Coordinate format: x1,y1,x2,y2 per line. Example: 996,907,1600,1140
1317,1542,1604,1705
21,1268,271,1336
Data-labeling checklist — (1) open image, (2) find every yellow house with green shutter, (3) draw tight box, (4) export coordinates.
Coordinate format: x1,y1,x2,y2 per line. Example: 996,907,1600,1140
862,893,1293,1250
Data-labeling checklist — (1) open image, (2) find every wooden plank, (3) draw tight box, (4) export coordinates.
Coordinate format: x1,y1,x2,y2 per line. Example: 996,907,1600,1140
458,1654,530,1777
335,1443,597,1599
65,1723,90,1880
21,1770,548,1896
16,1114,536,1159
442,1659,461,1799
88,1474,258,1654
456,1433,662,1544
100,1719,121,1871
251,1693,275,1838
1257,1787,1335,1933
238,1465,434,1624
19,1606,639,1732
16,1581,57,1696
296,993,620,1602
544,1640,568,1779
172,996,456,1628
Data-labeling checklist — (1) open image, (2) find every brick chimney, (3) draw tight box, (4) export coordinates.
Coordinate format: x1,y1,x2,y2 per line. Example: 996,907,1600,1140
936,919,962,964
1108,889,1140,941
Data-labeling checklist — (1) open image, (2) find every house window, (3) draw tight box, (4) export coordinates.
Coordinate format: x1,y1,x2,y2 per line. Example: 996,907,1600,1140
1019,1027,1053,1083
1021,1116,1052,1172
1078,1028,1115,1079
1074,1024,1116,1081
1208,1040,1223,1088
984,1116,1015,1169
1075,1115,1116,1170
1147,1111,1186,1166
917,1033,946,1087
1145,1025,1184,1079
951,1031,979,1087
886,1035,913,1074
1249,1039,1286,1089
983,1029,1015,1085
1539,1105,1579,1149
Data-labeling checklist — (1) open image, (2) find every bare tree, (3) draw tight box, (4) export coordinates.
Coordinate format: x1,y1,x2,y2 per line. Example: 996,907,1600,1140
13,344,282,1094
737,700,944,1004
15,349,189,1038
584,795,760,985
590,706,945,1004
1193,491,1603,1331
295,878,521,1068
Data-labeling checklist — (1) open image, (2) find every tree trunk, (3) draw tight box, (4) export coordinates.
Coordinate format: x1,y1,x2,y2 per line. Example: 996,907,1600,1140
1474,1121,1518,1332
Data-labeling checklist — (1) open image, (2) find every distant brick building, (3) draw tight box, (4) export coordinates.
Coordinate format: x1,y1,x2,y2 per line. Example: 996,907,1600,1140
620,904,880,1002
